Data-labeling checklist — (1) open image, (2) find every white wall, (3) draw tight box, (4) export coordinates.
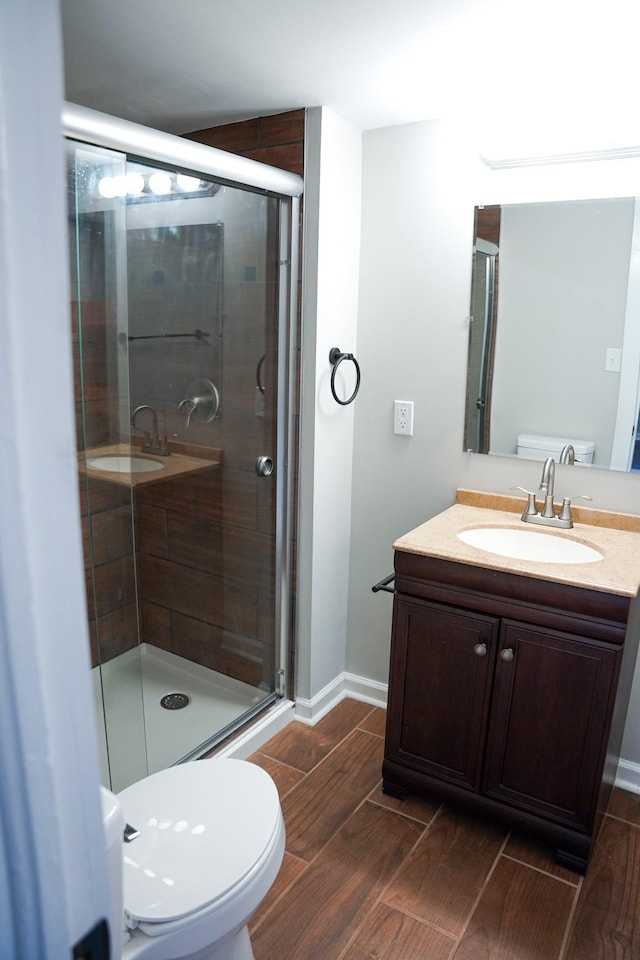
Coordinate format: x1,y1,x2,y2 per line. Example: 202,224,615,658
346,117,640,780
296,107,362,711
491,199,633,463
346,119,477,685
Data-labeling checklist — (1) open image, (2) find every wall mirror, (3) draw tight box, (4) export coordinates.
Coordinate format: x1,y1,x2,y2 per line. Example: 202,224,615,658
464,196,640,473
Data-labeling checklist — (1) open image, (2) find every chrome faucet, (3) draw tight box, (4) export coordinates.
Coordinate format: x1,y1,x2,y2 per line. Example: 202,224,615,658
539,457,556,518
130,404,170,456
510,456,592,529
559,443,575,464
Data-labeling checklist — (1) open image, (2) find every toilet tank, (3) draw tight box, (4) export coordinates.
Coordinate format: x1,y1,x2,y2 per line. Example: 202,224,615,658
101,786,124,960
516,434,595,464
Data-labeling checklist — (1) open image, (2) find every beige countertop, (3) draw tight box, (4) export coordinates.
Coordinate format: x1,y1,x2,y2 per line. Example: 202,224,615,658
80,440,222,487
393,489,640,598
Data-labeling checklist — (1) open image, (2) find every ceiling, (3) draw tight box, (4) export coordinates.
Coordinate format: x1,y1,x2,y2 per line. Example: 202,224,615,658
60,0,637,138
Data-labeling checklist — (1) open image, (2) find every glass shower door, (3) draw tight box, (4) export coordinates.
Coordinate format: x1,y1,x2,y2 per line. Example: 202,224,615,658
128,163,283,772
68,140,291,791
68,140,149,790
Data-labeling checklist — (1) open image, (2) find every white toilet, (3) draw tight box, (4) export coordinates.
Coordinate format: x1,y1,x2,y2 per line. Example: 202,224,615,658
101,759,285,960
516,433,595,464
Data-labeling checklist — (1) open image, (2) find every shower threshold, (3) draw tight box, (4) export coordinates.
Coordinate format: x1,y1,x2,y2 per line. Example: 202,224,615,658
92,643,270,792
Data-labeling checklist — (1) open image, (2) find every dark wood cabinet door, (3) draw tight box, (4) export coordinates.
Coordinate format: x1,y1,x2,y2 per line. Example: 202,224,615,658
483,620,620,832
386,597,499,791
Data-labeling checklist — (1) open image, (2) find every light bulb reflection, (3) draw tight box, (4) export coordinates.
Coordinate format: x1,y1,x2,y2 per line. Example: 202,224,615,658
176,173,201,192
97,168,207,202
98,172,145,198
149,171,172,195
113,175,128,197
98,177,116,199
126,172,145,195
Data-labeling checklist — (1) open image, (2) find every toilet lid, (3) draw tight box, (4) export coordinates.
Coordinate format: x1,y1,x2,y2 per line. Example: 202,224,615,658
117,759,281,924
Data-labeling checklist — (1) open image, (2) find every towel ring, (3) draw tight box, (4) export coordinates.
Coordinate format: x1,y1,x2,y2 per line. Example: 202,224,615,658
329,347,361,405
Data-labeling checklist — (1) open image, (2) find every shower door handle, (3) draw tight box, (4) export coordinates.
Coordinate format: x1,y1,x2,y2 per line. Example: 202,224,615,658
255,455,274,477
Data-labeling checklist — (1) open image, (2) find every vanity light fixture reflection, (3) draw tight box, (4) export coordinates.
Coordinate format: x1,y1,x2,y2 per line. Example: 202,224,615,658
96,165,217,203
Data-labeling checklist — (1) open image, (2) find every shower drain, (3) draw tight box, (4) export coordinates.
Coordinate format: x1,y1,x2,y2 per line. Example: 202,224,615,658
160,692,191,710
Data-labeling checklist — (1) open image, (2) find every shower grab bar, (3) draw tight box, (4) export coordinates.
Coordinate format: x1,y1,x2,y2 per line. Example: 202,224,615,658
329,347,361,405
372,573,395,594
120,328,210,344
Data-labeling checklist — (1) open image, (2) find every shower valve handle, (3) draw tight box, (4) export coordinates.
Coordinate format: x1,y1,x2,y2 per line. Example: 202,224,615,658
178,398,196,427
178,378,220,427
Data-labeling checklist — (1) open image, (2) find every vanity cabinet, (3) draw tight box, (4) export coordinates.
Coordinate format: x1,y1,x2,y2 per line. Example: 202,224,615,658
383,549,637,873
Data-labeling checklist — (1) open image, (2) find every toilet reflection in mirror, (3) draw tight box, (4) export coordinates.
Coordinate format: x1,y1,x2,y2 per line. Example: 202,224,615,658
463,197,640,472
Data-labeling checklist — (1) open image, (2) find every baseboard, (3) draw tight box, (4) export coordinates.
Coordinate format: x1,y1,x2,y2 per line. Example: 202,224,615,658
294,672,388,726
615,758,640,794
206,671,387,757
213,673,640,794
217,688,640,801
212,680,640,799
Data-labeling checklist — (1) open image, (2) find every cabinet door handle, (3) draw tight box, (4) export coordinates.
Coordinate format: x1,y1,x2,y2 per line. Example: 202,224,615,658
500,647,514,661
474,643,487,657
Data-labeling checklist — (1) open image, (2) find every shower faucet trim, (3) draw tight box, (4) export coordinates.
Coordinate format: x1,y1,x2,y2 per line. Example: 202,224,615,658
178,378,220,427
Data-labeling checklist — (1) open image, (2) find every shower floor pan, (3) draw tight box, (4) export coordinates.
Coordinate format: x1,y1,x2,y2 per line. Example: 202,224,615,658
92,643,268,792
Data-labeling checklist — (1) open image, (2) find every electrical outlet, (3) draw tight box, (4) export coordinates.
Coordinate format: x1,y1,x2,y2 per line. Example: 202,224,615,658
394,400,414,436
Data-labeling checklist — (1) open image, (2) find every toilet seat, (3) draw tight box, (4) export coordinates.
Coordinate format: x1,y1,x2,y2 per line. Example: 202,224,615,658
118,759,282,930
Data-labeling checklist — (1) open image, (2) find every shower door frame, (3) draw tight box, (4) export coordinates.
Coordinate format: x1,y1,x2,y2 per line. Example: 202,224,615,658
64,101,303,722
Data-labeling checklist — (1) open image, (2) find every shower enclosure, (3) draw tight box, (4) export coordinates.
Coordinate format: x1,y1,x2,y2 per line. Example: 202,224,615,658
65,104,302,791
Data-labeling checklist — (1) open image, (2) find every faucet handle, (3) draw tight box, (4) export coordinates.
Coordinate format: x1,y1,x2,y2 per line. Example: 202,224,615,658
509,485,538,516
558,495,593,521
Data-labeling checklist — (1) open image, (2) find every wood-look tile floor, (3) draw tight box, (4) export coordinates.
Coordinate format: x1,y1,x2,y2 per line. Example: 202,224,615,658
239,698,640,960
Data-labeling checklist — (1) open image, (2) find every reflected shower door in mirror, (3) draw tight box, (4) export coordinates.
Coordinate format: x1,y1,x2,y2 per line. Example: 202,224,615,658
464,197,640,472
464,210,499,453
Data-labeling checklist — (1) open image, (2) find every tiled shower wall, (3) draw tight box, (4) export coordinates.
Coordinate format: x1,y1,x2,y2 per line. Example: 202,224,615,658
184,111,304,177
152,110,305,687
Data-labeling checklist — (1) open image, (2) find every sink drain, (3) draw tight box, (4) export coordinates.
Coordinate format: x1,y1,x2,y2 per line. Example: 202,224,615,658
160,692,191,710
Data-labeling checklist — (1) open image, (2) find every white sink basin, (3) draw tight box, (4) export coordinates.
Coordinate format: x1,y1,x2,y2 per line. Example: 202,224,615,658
88,455,164,474
457,527,603,564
